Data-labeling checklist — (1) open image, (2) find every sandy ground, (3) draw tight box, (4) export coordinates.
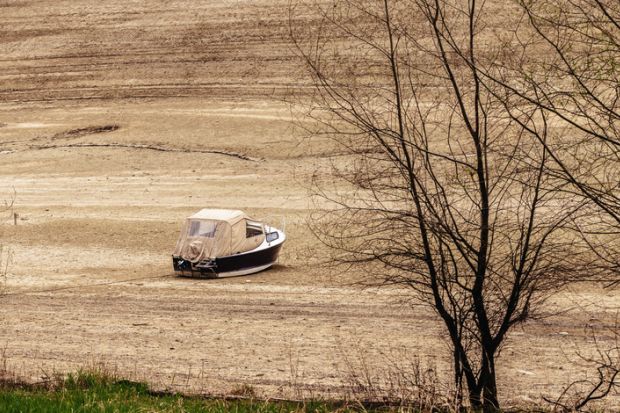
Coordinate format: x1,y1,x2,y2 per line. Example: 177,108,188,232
0,0,619,409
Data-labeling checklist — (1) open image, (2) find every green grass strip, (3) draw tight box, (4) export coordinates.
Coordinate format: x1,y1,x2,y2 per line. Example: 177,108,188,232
0,372,358,413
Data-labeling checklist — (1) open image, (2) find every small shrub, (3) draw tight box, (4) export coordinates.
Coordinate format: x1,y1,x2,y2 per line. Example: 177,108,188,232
230,383,257,398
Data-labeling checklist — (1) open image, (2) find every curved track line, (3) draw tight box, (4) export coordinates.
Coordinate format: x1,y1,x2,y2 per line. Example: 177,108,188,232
31,142,259,161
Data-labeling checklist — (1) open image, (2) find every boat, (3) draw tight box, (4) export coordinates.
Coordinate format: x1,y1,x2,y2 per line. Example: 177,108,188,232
172,209,285,278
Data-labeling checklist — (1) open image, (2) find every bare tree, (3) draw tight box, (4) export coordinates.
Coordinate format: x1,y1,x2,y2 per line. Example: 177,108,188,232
290,0,589,410
482,0,620,285
479,4,620,405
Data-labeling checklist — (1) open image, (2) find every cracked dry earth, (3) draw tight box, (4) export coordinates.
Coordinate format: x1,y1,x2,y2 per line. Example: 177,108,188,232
0,0,618,409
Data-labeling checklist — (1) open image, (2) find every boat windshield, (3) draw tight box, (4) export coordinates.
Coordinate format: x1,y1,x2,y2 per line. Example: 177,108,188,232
188,220,218,238
246,220,264,238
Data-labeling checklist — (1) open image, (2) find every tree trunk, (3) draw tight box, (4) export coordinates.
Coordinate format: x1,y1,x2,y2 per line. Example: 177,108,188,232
453,347,465,410
482,367,499,412
480,351,500,412
468,387,483,411
466,350,500,412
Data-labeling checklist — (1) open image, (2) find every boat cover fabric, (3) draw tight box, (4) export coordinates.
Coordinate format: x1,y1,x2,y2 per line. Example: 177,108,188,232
188,209,246,223
173,209,265,262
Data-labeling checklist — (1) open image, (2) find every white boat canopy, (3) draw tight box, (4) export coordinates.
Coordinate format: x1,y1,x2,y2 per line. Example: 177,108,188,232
173,209,265,262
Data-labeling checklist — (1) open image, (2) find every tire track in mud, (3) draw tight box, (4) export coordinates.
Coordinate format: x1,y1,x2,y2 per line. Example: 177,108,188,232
0,85,292,104
31,143,259,161
2,291,428,322
0,124,258,161
0,0,301,104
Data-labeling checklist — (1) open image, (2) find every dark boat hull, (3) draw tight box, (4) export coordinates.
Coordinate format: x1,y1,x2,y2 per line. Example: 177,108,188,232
173,242,283,278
